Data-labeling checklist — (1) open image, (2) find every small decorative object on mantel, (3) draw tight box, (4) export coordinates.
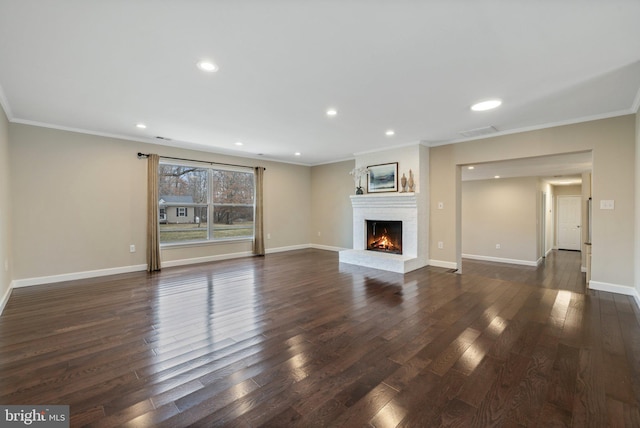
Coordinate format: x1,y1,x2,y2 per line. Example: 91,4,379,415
408,169,415,192
349,166,369,195
400,173,408,192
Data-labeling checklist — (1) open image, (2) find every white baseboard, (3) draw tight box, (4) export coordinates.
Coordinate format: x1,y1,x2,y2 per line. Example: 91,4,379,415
265,244,311,254
9,245,319,289
156,244,331,267
462,253,538,267
309,244,346,252
429,259,458,270
589,280,640,310
162,251,253,268
11,264,148,288
0,283,13,316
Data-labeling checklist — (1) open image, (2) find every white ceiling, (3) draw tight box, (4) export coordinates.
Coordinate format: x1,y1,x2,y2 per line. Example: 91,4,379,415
0,1,639,166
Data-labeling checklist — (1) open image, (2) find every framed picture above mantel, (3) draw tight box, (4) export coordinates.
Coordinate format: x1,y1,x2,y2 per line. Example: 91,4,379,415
367,162,398,193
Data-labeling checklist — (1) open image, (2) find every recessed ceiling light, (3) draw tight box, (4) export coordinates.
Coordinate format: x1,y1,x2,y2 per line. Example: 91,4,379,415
468,166,475,170
235,141,243,146
326,108,337,117
494,175,501,179
385,130,395,136
136,123,147,129
471,99,502,111
294,152,301,156
197,60,218,72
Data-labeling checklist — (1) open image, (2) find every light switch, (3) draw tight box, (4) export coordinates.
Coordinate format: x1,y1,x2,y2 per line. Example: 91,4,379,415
600,200,615,210
438,202,444,209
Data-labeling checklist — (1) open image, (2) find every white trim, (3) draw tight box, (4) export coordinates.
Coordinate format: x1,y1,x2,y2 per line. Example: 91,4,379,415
428,259,458,270
353,140,423,157
162,251,253,268
7,245,322,290
265,244,310,254
462,253,539,267
589,280,640,310
310,244,345,252
11,264,148,288
0,282,13,316
10,118,312,167
428,109,634,147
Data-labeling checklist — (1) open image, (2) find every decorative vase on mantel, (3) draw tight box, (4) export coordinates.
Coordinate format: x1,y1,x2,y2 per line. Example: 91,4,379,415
400,173,408,192
408,169,415,192
349,166,369,195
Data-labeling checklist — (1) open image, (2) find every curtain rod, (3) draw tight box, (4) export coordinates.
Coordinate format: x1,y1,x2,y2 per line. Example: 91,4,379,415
137,152,265,170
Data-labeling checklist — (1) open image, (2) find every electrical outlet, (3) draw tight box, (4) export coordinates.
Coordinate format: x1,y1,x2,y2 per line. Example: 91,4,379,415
130,245,136,253
317,231,322,237
496,244,501,249
438,241,444,249
267,233,271,239
438,202,444,209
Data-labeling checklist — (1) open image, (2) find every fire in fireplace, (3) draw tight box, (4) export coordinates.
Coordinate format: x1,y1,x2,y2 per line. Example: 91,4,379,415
366,220,402,254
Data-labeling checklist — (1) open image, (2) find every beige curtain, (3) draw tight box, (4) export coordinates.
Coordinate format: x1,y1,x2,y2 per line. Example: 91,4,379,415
147,154,161,271
253,167,265,256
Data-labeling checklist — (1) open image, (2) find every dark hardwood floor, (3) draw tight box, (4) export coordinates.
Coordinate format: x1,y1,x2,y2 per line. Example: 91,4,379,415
1,249,639,427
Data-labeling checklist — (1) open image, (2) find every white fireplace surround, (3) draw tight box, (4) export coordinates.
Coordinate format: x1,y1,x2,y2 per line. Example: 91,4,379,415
339,193,428,273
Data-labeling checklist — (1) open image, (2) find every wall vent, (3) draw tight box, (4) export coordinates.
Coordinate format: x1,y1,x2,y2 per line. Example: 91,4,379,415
459,125,498,138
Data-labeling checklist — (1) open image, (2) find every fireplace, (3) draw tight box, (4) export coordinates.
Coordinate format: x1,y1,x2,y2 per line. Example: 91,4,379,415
339,193,427,273
367,220,402,254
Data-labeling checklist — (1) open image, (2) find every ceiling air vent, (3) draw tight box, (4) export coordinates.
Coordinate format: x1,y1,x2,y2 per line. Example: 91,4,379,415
155,136,172,141
459,126,498,138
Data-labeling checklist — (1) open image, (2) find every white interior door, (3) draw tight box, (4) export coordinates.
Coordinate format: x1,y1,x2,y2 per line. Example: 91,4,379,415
557,196,582,251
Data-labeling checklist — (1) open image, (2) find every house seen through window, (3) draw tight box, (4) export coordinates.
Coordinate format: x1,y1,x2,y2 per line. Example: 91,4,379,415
158,162,255,244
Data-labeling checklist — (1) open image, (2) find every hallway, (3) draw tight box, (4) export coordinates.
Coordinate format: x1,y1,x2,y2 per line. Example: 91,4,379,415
462,250,586,294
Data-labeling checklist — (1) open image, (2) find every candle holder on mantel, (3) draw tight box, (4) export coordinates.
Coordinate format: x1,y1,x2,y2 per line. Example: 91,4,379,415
400,173,408,192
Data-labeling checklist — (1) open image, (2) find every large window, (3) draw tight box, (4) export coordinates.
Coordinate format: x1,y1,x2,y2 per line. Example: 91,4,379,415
158,161,255,244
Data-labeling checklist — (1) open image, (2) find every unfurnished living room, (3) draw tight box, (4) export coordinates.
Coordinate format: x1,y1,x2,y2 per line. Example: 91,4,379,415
1,2,640,427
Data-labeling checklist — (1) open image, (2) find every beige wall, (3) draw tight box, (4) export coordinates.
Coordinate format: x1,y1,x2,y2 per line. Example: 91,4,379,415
0,103,11,308
431,115,636,288
9,124,311,280
462,177,539,264
310,160,354,249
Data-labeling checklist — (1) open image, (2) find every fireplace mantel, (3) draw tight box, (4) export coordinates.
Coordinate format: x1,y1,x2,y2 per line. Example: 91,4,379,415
350,193,417,208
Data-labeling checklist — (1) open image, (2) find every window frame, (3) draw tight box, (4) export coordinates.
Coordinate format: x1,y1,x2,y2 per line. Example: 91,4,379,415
158,160,255,247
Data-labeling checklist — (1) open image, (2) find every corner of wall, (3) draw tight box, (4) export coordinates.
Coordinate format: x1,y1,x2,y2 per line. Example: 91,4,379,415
0,100,12,317
635,106,640,299
0,281,13,316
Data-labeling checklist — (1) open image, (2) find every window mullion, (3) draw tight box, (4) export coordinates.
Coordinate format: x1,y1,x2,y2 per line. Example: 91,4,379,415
208,168,213,241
